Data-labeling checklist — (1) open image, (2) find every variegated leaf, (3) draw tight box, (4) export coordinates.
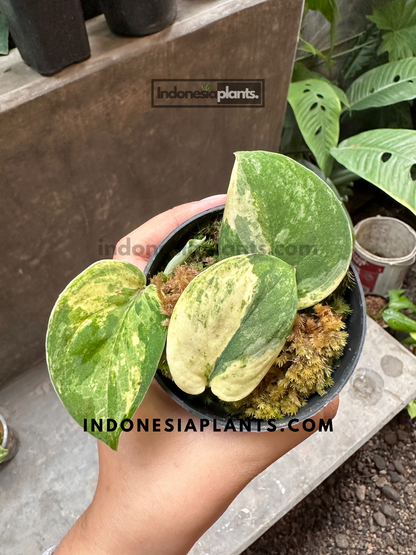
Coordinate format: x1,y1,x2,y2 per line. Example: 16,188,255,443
219,152,353,309
46,260,166,450
166,254,298,402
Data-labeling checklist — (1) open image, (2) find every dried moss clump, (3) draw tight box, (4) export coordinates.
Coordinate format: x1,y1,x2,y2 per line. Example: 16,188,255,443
151,265,201,324
227,303,348,420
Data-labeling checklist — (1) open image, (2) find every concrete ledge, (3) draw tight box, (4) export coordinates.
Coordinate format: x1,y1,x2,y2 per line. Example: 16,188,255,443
1,318,416,554
0,0,303,387
0,1,283,111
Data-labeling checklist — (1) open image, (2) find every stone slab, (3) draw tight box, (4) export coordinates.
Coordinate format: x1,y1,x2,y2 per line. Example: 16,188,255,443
191,318,416,555
1,317,416,554
0,0,303,387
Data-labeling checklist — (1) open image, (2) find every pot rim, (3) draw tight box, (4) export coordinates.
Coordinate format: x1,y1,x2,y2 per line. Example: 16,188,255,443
354,216,416,265
145,205,367,431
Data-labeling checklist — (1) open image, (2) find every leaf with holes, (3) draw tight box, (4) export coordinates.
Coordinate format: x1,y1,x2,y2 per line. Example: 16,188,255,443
292,62,350,108
331,129,416,215
219,152,353,308
46,260,167,450
288,79,341,176
347,58,416,111
368,0,416,61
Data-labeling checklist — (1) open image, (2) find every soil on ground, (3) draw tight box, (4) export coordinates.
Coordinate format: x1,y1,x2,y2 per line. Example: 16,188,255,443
242,411,416,555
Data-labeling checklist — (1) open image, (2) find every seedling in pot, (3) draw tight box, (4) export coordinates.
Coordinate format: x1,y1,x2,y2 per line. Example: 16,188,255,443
46,151,354,450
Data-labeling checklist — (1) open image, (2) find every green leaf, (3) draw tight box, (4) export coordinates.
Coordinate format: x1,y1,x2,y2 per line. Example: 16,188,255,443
305,0,339,24
293,157,342,200
164,237,206,276
0,9,8,56
0,445,8,463
219,152,353,309
166,254,298,402
292,63,350,108
368,0,416,61
407,399,416,419
347,58,416,111
299,38,331,64
288,79,342,176
388,289,416,313
279,104,307,156
46,260,167,450
342,24,382,81
331,129,416,215
382,308,416,333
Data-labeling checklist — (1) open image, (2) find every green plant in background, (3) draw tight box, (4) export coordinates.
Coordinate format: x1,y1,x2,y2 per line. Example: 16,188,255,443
381,289,416,340
370,289,416,419
368,0,416,61
0,9,8,56
304,0,340,56
46,152,353,449
408,399,416,418
283,0,416,214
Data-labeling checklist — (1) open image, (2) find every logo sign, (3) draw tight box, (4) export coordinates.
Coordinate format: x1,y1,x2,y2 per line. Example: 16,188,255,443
151,79,265,108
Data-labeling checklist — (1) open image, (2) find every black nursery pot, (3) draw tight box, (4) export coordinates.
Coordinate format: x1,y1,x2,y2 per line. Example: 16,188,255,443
0,0,90,76
144,206,367,431
100,0,177,37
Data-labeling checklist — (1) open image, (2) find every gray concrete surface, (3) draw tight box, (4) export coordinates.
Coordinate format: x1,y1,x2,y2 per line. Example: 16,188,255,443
1,317,416,555
0,0,303,388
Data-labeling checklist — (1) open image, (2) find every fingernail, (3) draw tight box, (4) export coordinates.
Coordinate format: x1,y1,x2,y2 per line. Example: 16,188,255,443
199,194,227,201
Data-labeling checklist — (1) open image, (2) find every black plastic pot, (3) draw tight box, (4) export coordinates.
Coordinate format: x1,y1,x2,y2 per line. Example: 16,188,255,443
0,0,90,76
145,206,367,431
100,0,177,37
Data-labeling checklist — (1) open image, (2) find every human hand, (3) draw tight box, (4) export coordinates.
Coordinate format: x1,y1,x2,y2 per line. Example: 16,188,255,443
55,196,339,555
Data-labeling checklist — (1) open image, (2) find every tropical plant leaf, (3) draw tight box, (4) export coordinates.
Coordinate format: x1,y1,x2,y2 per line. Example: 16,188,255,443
299,38,332,65
0,9,8,56
408,399,416,419
292,62,350,108
347,58,416,111
331,129,416,215
388,289,416,313
342,24,382,81
219,152,353,309
288,79,342,176
294,157,356,207
46,260,167,450
305,0,339,24
164,237,206,276
0,445,8,463
382,308,416,333
279,104,308,156
167,254,298,402
368,0,416,61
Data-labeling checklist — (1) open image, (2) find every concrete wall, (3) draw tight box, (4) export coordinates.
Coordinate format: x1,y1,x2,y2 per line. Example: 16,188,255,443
0,0,304,386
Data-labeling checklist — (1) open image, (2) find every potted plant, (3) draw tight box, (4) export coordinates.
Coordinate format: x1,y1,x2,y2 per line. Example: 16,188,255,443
0,0,90,76
46,151,366,450
100,0,177,37
0,414,19,464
